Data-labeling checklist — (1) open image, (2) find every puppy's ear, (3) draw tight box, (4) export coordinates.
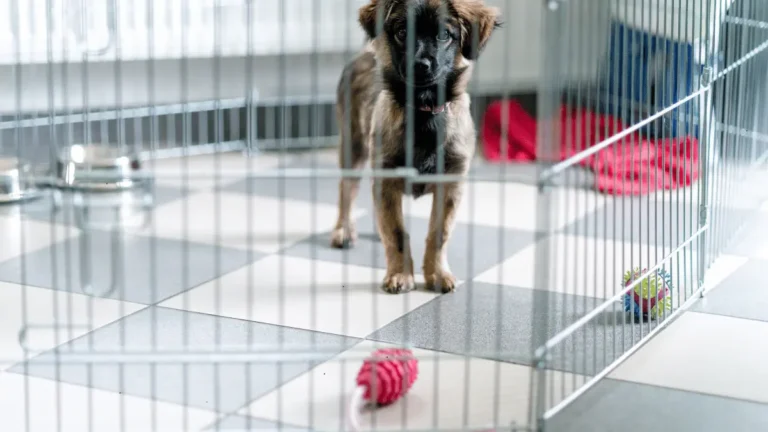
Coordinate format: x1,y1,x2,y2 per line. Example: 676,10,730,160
455,1,502,60
359,0,389,39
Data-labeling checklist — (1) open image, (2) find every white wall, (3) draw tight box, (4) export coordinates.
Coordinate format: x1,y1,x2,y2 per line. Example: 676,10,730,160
0,0,559,114
1,0,732,114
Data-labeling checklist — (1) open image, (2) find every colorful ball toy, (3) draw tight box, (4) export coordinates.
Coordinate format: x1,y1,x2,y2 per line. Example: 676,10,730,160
622,268,673,321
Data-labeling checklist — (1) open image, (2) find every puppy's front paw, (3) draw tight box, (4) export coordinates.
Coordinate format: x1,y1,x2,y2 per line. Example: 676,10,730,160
425,270,457,293
330,226,357,249
382,273,415,294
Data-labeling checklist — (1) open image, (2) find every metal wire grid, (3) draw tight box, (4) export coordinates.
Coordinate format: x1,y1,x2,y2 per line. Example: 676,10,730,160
532,0,768,428
3,1,528,431
0,0,765,431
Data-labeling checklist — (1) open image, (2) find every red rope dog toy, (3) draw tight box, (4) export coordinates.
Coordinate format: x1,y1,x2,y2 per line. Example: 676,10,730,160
347,348,419,430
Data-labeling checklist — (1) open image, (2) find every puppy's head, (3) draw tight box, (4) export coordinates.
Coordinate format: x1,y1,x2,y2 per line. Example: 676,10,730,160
359,0,501,87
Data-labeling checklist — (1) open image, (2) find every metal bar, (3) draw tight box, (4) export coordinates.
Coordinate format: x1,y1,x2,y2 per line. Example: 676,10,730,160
540,88,707,181
530,0,565,428
698,0,713,300
140,139,247,159
0,98,249,130
714,37,768,80
715,122,768,144
723,16,768,29
47,168,546,183
4,344,650,364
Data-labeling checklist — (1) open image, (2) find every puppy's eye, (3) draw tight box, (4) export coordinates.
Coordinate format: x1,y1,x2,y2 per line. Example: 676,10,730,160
437,29,451,42
395,29,406,42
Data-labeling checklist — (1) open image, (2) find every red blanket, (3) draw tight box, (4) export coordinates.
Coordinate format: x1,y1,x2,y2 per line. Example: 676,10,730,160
480,100,699,195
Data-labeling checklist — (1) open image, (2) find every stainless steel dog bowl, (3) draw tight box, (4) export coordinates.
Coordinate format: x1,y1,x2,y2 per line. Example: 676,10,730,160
0,157,41,203
55,144,144,191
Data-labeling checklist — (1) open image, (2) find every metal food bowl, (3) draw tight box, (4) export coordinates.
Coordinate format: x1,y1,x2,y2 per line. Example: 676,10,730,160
55,144,145,191
0,157,41,203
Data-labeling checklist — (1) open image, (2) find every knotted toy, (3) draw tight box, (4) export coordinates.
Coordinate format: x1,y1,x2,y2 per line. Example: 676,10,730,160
347,348,419,430
622,267,673,321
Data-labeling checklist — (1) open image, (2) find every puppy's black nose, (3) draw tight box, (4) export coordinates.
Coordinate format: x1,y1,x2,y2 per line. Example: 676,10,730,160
414,58,432,75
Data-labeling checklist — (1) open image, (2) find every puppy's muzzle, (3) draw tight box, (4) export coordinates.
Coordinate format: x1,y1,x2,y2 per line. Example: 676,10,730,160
401,57,437,85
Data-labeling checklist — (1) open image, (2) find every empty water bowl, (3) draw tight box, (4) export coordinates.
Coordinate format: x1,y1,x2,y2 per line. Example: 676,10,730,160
55,144,145,191
0,157,41,203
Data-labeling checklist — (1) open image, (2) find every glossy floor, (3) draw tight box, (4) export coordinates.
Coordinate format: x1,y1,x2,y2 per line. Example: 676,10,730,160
0,149,765,431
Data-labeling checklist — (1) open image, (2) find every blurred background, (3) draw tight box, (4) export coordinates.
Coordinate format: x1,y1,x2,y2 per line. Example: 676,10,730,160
0,0,545,161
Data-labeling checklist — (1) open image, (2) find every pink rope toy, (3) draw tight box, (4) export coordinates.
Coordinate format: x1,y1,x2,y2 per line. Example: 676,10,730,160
347,348,419,431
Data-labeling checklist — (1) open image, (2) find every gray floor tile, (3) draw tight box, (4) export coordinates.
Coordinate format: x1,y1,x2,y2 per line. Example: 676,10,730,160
470,159,596,188
563,197,731,247
281,215,537,281
0,185,186,230
222,156,375,209
546,379,768,432
11,307,360,413
207,415,312,431
0,230,259,304
223,157,594,209
691,259,768,322
224,172,376,210
369,281,662,376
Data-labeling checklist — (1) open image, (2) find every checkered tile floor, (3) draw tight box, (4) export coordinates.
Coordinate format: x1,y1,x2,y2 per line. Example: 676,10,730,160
0,149,766,431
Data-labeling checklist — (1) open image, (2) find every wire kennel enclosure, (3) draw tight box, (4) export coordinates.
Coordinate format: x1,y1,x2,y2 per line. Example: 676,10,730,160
533,0,768,429
0,0,765,431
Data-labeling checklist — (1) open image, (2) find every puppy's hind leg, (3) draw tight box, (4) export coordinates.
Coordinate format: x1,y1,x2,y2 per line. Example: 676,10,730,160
330,136,369,249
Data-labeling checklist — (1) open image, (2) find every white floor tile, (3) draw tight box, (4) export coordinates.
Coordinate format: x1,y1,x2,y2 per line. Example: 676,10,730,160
610,312,768,404
0,373,217,432
146,192,364,254
703,254,749,293
148,151,281,191
0,215,77,264
241,340,581,431
660,167,768,212
0,282,145,371
286,148,340,167
403,182,605,231
159,256,438,338
727,219,768,260
474,234,695,299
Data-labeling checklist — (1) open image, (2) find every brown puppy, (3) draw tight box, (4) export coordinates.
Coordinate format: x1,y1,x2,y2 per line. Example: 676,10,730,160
330,0,500,294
